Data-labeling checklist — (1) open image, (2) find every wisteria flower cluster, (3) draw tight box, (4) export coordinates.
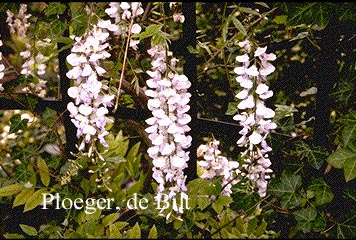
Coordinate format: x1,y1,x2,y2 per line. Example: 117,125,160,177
66,20,116,152
105,2,144,50
197,139,240,196
0,34,5,91
6,4,48,98
144,44,192,204
233,40,277,197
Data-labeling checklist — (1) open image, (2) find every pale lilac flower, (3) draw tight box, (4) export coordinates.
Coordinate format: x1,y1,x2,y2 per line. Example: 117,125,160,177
0,34,4,84
173,13,185,23
233,40,276,197
197,139,240,196
104,2,144,49
7,6,49,97
144,44,192,209
66,21,114,153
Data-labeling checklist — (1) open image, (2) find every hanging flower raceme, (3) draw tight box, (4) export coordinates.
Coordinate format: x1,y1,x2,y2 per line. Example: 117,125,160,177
6,4,48,98
233,40,277,197
144,44,192,208
197,139,240,196
66,20,116,153
0,34,4,91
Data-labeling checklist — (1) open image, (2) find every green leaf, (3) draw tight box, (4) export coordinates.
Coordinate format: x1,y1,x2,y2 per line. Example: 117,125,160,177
17,94,38,111
37,158,50,187
239,7,261,16
24,188,48,212
126,222,141,239
102,212,120,226
296,142,328,170
268,172,302,209
293,207,317,232
326,146,356,169
9,114,29,133
282,2,330,29
13,187,35,207
307,178,333,206
344,156,356,182
337,223,356,238
274,104,298,122
212,195,232,213
342,124,356,146
225,102,238,115
135,24,162,40
194,195,211,210
255,219,268,237
0,184,23,197
2,233,25,239
44,2,66,16
108,223,123,238
70,3,89,36
231,17,247,36
19,224,38,236
273,15,287,25
148,224,158,239
126,142,141,177
254,2,270,9
187,178,220,196
221,228,239,239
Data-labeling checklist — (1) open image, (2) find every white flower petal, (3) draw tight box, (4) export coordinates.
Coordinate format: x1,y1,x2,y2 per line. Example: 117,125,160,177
235,89,249,99
246,65,259,76
254,46,267,57
260,63,275,76
171,156,186,168
152,134,164,146
256,84,269,95
234,66,245,75
249,132,262,145
153,157,166,168
67,87,79,98
235,54,249,63
79,104,93,116
130,23,142,34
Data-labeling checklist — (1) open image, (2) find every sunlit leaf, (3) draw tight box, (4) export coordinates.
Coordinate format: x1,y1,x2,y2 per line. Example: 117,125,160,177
19,224,38,236
37,158,50,187
344,156,356,182
102,212,120,226
13,187,35,207
126,222,141,239
225,102,238,115
342,124,356,146
148,224,158,239
24,188,48,212
326,146,356,169
0,184,23,197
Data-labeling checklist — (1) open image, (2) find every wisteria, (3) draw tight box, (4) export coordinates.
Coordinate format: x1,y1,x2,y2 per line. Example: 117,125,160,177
197,139,240,196
105,2,144,50
0,34,5,89
144,44,192,204
66,20,116,152
233,40,277,197
6,4,48,98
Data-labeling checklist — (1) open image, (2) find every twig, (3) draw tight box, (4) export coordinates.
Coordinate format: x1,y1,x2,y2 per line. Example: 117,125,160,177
113,7,139,113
